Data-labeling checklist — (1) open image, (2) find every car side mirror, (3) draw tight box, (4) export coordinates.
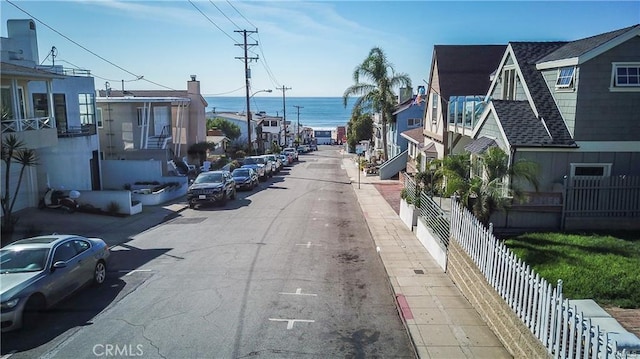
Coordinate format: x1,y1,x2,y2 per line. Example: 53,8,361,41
51,261,67,272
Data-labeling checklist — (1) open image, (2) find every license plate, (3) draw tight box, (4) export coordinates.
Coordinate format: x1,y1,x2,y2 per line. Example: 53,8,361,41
198,195,206,199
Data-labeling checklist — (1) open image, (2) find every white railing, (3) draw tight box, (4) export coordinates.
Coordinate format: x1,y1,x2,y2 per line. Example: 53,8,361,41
1,117,54,134
450,197,633,359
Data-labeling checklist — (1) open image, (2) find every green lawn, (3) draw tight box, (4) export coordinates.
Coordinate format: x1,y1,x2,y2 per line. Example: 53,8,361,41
504,231,640,309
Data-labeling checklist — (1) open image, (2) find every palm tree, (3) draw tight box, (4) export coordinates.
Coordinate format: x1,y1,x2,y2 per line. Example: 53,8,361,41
1,135,38,234
440,147,539,227
342,47,411,161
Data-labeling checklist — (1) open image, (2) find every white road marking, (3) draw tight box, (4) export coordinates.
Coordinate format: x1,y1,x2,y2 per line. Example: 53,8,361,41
295,242,321,248
279,288,318,296
268,318,315,330
118,269,152,276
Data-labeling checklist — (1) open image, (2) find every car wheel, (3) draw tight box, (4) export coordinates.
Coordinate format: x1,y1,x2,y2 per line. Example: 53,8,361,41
93,261,106,285
22,294,45,330
189,203,195,209
230,188,236,200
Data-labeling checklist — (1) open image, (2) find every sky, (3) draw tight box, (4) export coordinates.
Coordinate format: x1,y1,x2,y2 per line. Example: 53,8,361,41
1,0,639,97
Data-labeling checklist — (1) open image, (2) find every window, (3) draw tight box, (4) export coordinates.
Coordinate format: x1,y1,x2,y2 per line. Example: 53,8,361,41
33,93,67,130
556,67,575,88
570,163,612,177
502,68,517,100
407,118,422,127
97,107,103,128
137,107,148,127
612,63,640,89
78,93,95,125
52,242,78,263
72,240,90,254
431,93,438,124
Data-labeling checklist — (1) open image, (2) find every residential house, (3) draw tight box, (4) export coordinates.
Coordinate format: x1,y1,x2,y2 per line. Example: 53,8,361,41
403,45,504,178
208,111,258,152
1,19,101,213
464,24,640,229
255,112,284,152
96,75,207,163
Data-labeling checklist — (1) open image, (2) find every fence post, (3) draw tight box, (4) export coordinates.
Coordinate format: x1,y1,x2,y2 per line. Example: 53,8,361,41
561,176,568,231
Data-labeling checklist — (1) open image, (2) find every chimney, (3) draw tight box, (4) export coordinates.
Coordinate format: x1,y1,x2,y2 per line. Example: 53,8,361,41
188,75,200,95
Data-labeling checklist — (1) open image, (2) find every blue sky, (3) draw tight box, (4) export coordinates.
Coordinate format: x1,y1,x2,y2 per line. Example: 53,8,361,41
2,1,639,97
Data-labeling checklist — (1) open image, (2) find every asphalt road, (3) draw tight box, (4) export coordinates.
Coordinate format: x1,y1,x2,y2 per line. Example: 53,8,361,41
2,147,415,358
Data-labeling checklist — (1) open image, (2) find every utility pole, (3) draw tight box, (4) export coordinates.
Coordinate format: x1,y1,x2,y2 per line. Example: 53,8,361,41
293,105,303,146
235,29,258,151
276,86,291,147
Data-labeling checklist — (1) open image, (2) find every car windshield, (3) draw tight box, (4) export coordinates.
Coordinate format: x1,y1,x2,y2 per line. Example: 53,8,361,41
0,248,50,273
243,157,264,165
232,169,250,177
194,173,223,183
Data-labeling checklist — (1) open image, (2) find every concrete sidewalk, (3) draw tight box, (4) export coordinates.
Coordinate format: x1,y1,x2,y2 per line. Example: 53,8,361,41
343,157,511,359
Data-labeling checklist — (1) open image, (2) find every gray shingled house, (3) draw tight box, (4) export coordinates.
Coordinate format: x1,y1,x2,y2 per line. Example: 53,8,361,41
460,24,640,230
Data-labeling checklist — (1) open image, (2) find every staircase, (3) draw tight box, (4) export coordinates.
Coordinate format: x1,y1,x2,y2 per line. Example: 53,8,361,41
378,150,408,180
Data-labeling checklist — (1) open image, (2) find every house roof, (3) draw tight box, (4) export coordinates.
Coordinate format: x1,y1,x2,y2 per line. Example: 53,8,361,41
0,61,65,79
537,24,640,64
400,127,423,144
434,45,506,100
98,89,207,106
464,136,497,154
393,96,425,115
492,100,556,146
508,42,577,147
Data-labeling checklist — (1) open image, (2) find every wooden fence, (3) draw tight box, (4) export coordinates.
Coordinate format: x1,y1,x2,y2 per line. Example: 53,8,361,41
450,197,632,359
564,176,640,218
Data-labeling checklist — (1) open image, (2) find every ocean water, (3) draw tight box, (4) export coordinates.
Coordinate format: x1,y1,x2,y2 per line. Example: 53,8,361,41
204,97,357,129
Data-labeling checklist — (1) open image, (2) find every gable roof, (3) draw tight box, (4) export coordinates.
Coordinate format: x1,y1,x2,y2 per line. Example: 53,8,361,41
506,42,576,147
434,45,506,100
400,127,423,144
536,24,640,68
393,96,425,115
492,100,554,146
464,136,497,154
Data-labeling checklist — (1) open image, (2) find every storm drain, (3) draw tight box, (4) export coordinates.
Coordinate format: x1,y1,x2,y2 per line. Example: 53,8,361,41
414,269,424,274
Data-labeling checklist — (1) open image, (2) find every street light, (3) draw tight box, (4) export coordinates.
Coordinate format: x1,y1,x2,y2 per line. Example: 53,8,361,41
246,89,272,150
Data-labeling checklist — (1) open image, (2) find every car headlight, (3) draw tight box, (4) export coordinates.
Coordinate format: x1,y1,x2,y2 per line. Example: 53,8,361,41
1,298,19,310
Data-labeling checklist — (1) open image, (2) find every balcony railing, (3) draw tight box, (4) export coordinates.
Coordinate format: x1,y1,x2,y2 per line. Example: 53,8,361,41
448,95,486,129
1,117,54,134
57,124,97,137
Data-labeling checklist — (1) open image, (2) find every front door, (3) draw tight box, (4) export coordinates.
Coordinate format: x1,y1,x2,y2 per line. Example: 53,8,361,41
153,106,170,136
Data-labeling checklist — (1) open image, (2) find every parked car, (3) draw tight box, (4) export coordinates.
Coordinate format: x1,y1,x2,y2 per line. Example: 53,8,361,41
279,154,292,166
231,167,259,191
262,154,282,173
187,170,236,208
0,234,110,332
282,148,298,161
242,156,271,180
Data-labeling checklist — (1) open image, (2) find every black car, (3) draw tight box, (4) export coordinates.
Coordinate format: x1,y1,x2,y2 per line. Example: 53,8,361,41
187,170,236,208
231,168,258,191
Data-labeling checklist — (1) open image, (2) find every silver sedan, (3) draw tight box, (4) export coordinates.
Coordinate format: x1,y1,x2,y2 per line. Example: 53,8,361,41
0,234,110,332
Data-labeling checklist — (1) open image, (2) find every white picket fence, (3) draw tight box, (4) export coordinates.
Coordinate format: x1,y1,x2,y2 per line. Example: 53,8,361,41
449,197,634,359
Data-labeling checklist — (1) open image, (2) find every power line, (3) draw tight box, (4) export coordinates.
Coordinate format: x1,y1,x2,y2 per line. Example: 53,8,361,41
277,86,291,146
6,0,177,90
204,86,246,96
188,0,238,43
225,0,257,30
209,0,242,30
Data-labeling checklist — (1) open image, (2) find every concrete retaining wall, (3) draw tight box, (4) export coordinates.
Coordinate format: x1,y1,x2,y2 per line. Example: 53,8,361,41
399,198,418,231
447,240,550,359
78,190,142,215
415,218,447,271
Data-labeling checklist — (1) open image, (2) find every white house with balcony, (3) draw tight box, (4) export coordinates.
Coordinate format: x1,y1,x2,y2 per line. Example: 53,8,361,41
1,19,101,213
